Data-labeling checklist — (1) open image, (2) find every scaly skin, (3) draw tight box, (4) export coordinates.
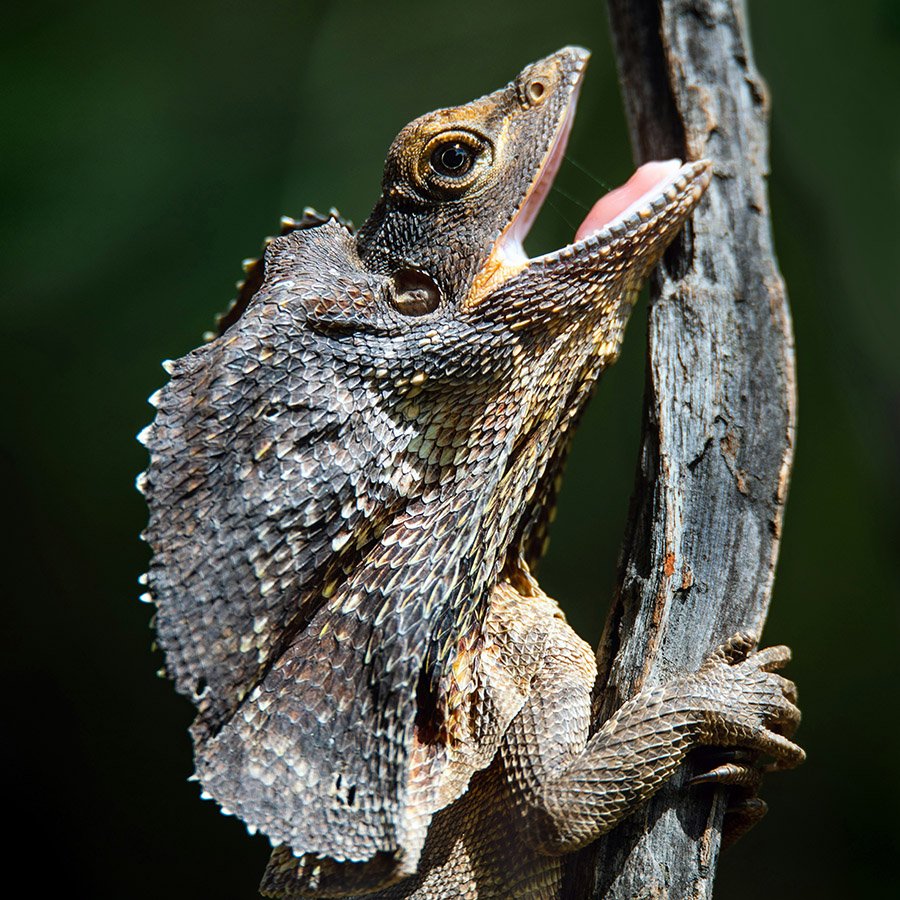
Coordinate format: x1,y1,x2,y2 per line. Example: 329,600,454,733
138,47,803,899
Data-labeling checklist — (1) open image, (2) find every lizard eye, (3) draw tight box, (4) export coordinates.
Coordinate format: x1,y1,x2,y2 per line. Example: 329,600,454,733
417,130,491,197
430,142,474,178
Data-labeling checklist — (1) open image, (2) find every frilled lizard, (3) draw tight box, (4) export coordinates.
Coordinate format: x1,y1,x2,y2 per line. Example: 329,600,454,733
138,47,803,899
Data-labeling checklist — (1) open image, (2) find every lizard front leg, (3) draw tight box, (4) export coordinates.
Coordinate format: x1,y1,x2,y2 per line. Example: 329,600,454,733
501,626,803,856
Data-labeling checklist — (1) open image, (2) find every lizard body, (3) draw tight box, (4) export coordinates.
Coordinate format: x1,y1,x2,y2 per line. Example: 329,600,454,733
139,47,803,898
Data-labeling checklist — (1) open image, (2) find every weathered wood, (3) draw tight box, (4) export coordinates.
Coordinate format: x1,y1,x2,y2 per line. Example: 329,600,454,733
563,1,796,896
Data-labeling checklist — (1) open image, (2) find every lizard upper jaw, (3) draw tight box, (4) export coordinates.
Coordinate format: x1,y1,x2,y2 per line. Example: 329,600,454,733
500,86,579,266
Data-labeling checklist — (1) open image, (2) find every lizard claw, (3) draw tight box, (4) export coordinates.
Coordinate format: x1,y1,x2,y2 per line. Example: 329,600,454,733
690,750,763,790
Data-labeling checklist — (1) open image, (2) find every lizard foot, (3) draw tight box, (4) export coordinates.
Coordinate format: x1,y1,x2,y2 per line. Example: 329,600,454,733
689,633,805,772
678,634,804,848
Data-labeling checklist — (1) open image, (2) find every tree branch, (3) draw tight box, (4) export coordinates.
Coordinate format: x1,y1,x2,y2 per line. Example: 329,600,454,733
563,1,796,895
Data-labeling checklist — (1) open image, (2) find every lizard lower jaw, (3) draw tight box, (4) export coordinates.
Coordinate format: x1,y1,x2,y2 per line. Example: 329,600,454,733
573,159,685,242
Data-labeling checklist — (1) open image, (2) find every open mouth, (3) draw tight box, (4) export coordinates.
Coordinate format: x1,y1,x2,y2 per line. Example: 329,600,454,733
496,93,708,270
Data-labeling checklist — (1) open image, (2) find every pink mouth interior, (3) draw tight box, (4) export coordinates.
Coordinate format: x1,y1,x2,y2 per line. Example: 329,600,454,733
574,159,683,243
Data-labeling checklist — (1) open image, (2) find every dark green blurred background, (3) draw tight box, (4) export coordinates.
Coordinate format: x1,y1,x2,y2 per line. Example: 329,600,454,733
4,1,898,896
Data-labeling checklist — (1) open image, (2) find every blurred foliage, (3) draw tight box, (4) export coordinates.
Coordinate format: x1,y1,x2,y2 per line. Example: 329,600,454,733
2,1,897,897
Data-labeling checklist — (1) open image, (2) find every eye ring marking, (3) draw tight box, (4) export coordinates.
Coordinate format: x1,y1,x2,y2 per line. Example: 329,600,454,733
416,130,492,197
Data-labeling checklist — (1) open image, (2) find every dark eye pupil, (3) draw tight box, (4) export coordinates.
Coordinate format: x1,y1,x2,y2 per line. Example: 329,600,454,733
431,142,473,177
440,145,467,170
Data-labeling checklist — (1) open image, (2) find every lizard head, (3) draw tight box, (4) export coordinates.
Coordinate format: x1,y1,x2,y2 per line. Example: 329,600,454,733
356,47,588,303
357,45,709,324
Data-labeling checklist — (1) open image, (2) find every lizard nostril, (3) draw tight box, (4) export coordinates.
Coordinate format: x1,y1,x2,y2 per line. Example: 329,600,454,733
527,80,546,103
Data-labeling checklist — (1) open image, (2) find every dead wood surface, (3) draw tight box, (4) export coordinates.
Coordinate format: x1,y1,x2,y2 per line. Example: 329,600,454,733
563,1,796,896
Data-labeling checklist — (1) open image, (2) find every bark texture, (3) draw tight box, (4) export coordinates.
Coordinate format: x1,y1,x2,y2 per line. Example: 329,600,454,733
563,1,796,896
